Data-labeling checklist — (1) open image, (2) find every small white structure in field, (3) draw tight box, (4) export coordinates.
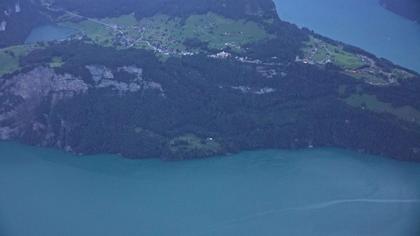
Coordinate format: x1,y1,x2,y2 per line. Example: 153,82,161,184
0,21,7,31
15,3,21,13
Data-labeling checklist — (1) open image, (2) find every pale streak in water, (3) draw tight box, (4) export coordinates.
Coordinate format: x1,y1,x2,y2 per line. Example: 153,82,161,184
202,198,420,234
289,198,420,211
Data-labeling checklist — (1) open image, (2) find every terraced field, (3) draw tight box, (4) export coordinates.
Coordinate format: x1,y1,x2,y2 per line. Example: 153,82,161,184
344,94,420,125
302,37,365,70
0,45,39,76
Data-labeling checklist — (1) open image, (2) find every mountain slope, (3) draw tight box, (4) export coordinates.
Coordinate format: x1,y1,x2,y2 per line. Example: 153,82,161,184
0,0,420,161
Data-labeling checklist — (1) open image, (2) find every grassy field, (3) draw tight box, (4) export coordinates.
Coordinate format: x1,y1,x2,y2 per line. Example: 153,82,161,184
345,94,420,125
0,45,38,77
169,134,222,157
343,70,386,84
59,13,271,54
303,37,365,70
139,13,270,51
136,14,187,52
59,20,114,47
183,13,269,50
49,56,64,68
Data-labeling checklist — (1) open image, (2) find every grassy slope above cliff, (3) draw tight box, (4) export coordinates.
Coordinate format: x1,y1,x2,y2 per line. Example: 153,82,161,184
59,13,272,54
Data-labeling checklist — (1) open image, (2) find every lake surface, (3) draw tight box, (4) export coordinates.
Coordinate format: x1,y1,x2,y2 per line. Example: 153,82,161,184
25,24,77,44
1,142,419,236
274,0,420,72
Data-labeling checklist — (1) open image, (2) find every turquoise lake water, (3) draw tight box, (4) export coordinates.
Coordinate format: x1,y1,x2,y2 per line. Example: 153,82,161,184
1,142,420,236
274,0,420,72
25,25,77,44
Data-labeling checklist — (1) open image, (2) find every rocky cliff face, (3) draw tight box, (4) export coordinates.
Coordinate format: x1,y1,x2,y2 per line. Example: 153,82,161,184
0,67,88,140
0,62,167,146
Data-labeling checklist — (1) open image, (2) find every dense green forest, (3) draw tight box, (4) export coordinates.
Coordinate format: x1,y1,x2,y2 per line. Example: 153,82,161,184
0,39,417,160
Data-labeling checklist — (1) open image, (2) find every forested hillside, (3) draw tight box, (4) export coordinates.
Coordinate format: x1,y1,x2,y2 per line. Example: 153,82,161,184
0,0,420,161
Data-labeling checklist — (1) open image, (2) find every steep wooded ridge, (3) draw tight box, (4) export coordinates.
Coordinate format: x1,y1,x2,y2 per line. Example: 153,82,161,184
380,0,420,23
0,0,420,161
